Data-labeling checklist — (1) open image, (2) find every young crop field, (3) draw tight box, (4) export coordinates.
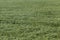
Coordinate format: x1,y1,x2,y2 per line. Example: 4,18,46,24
0,0,60,40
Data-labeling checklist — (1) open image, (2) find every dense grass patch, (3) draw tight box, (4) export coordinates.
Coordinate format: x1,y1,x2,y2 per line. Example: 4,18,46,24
0,0,60,40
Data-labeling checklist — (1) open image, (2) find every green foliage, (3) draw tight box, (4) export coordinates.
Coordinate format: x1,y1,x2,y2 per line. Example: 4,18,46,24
0,0,60,40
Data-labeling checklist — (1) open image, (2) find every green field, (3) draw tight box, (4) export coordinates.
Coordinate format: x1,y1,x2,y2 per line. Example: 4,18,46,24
0,0,60,40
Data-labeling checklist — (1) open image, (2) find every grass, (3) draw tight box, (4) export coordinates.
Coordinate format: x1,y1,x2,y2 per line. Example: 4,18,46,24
0,0,60,40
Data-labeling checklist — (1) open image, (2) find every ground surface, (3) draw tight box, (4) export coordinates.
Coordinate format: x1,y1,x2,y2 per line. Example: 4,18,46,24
0,0,60,40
